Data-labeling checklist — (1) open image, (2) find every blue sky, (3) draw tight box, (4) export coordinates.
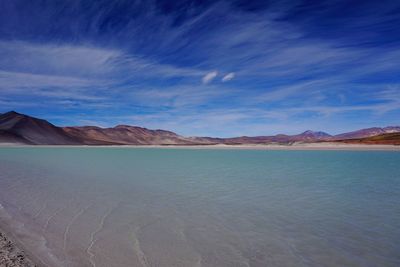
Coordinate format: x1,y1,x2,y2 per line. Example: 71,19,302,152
0,0,400,137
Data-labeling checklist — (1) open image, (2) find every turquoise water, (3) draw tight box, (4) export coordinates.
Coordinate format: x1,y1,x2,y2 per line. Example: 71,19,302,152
0,147,399,267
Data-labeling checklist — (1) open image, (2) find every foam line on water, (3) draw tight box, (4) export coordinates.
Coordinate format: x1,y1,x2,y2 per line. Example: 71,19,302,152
130,225,150,267
63,204,92,251
86,204,117,267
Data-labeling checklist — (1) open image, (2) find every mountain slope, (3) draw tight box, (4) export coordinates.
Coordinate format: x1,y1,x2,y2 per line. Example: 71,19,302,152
63,125,208,145
333,127,400,139
221,131,332,144
0,111,81,145
0,111,211,145
336,133,400,145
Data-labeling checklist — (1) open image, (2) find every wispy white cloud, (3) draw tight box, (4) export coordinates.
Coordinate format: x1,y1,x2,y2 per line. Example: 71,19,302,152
130,84,235,108
222,72,235,82
202,71,218,84
0,41,206,83
0,41,119,78
253,80,327,103
0,70,99,88
0,70,109,103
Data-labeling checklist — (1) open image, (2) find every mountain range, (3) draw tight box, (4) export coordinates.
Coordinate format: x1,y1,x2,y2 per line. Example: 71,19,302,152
1,111,399,145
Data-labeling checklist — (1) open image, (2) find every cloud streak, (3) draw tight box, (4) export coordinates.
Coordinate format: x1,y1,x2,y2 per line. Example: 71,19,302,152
202,71,218,84
222,72,235,82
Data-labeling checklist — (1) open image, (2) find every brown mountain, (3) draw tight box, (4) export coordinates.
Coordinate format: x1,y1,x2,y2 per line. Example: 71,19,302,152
0,111,399,145
0,111,210,145
333,127,400,140
336,132,400,145
0,111,81,145
220,131,332,144
63,125,207,145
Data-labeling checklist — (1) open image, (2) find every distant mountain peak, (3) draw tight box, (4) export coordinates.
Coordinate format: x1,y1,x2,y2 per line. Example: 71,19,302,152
302,130,314,134
301,130,323,135
299,130,332,138
2,110,23,117
114,124,141,129
0,110,80,145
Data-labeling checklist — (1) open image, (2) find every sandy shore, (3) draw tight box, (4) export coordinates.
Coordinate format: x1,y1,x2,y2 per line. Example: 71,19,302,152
0,142,399,150
0,231,35,267
131,143,400,150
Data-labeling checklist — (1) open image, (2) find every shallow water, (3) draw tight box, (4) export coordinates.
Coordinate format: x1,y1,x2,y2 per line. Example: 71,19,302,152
0,147,399,267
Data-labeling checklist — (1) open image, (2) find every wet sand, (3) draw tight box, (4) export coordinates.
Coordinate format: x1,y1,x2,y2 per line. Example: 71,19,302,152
0,231,35,267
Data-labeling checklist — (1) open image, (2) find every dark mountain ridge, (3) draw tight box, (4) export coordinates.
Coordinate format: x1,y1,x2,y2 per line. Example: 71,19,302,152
0,111,81,145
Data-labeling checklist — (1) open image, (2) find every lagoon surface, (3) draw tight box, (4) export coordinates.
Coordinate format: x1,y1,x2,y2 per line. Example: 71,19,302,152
0,147,399,267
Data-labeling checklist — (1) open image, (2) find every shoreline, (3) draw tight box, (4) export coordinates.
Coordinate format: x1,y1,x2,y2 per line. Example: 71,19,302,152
0,202,51,267
0,229,36,267
0,142,399,150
